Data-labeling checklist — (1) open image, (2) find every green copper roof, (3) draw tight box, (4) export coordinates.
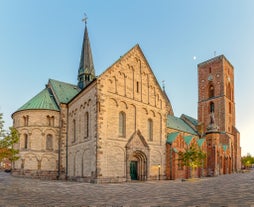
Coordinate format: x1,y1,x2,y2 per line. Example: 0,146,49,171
167,115,198,135
197,138,206,147
184,135,194,145
49,79,80,104
181,114,198,126
222,144,228,151
17,88,59,112
166,132,179,144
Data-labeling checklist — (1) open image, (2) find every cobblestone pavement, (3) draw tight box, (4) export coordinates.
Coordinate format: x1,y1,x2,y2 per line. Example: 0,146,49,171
0,171,254,207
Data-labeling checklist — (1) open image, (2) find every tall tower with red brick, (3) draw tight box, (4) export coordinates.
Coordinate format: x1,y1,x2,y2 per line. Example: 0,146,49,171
198,55,241,175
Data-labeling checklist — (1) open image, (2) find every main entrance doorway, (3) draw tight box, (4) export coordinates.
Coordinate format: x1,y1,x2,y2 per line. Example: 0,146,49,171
130,161,138,180
126,130,149,181
129,150,147,181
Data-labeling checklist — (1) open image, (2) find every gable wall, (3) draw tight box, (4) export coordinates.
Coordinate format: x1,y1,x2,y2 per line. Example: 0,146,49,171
96,46,171,181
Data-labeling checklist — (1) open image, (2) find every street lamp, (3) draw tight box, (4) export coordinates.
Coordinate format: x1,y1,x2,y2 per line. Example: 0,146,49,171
158,164,161,180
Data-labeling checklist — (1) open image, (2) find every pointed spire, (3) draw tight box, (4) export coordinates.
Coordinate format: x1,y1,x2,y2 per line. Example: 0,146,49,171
78,14,95,89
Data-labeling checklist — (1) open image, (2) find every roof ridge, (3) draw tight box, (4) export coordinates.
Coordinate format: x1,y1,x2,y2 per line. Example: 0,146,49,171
167,114,198,136
48,79,77,87
48,79,80,104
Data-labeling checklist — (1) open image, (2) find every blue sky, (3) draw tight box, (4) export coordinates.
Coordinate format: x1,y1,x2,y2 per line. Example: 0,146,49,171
0,0,253,155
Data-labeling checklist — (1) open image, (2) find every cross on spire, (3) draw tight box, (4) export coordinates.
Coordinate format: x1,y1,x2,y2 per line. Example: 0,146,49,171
82,13,88,25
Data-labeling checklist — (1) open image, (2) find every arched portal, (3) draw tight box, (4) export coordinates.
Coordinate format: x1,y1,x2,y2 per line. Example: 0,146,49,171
125,130,150,181
129,150,147,181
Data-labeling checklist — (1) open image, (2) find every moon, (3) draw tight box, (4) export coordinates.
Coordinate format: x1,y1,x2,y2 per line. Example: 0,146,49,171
193,56,196,60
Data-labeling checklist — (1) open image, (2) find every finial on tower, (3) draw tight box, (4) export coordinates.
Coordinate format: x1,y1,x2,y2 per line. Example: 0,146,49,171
82,13,88,25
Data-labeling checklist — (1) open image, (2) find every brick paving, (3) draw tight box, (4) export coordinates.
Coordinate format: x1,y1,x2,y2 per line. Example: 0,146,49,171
0,171,254,206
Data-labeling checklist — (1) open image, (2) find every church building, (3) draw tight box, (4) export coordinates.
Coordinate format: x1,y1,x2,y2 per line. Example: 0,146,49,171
12,21,241,183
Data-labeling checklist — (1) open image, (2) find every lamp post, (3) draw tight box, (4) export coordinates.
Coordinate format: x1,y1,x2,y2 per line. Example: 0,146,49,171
158,164,161,180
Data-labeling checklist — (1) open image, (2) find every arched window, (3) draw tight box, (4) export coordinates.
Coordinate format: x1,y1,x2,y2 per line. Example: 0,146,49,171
209,84,215,98
23,116,29,126
209,102,215,113
119,111,126,137
84,112,89,138
46,134,53,151
136,81,140,93
47,116,54,126
24,134,28,149
47,116,50,126
51,116,54,126
178,152,184,170
226,82,231,100
148,118,153,141
229,102,232,114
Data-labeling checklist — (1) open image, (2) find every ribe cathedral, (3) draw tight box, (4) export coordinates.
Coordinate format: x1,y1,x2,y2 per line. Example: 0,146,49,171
12,20,241,183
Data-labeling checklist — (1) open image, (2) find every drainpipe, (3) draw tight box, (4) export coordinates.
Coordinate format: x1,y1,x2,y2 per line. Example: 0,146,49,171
57,119,61,180
66,106,69,179
95,85,99,183
169,143,173,180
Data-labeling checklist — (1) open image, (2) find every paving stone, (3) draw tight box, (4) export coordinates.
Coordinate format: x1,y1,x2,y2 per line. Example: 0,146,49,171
0,171,254,206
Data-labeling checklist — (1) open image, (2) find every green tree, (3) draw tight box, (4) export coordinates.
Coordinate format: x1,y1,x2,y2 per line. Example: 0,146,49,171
178,144,206,178
0,113,5,138
0,126,20,168
241,153,254,169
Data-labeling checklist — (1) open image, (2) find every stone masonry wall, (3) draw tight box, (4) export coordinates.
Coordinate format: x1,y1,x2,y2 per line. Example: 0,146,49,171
12,109,60,179
67,81,97,181
96,45,170,182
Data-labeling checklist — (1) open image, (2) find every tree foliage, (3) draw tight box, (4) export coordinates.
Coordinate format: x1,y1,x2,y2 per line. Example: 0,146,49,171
241,153,254,169
0,113,5,139
178,143,206,178
0,113,20,166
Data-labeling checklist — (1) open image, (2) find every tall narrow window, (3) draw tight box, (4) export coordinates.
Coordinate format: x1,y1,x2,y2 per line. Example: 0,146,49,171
47,116,51,126
46,134,53,151
226,82,231,100
136,81,139,93
229,102,232,114
73,119,76,143
51,116,55,126
47,116,54,126
119,111,126,137
24,134,28,149
148,118,153,141
209,102,215,113
209,84,214,98
23,116,29,126
84,112,89,138
178,152,184,170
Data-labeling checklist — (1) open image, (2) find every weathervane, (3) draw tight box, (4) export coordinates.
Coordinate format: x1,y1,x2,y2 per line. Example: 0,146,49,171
82,13,88,24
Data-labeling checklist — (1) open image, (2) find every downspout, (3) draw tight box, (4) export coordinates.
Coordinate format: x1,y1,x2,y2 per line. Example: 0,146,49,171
57,112,61,180
169,143,173,180
95,83,99,183
66,106,69,179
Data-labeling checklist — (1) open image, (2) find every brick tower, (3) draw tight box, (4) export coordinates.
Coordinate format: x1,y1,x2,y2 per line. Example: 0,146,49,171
198,55,241,175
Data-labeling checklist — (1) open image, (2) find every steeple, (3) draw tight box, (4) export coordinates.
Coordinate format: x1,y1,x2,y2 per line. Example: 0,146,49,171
78,15,95,89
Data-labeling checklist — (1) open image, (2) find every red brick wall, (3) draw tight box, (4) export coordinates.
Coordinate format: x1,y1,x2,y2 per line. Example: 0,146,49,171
198,56,235,135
